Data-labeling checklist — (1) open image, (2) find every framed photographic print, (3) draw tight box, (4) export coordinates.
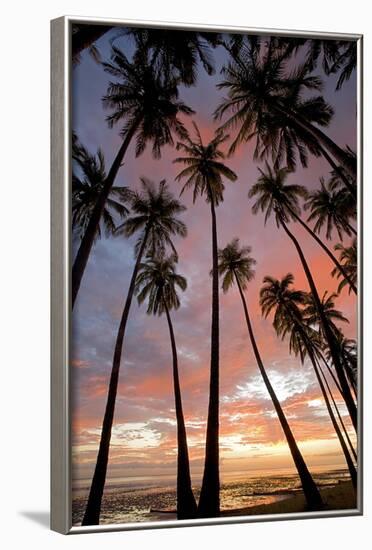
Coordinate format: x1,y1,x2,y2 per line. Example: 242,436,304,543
51,16,363,534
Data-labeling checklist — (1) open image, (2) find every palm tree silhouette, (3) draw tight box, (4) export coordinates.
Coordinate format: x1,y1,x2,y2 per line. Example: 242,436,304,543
174,123,237,517
249,164,356,293
217,240,323,509
302,290,358,403
303,291,349,340
82,179,187,525
331,42,357,90
125,28,220,86
305,177,356,241
72,139,131,241
332,239,357,295
327,154,357,203
214,37,356,179
326,333,358,398
260,274,357,488
251,100,333,172
135,255,197,519
276,37,356,90
303,291,358,406
279,311,357,461
72,44,194,308
249,166,357,430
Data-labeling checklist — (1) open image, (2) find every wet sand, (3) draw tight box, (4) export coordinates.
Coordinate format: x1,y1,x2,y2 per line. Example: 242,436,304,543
150,481,357,521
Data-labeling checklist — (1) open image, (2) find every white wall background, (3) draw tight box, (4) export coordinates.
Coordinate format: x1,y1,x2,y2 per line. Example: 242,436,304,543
0,0,369,547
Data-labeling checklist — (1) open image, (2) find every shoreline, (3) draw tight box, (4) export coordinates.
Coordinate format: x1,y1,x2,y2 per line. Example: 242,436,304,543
221,480,356,517
151,481,356,521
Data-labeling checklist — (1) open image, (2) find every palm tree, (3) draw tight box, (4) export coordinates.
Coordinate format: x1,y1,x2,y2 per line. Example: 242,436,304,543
277,37,357,91
135,255,197,519
249,164,356,294
316,356,357,461
253,99,333,172
303,291,349,341
214,37,356,179
72,44,194,308
260,274,357,488
125,28,220,86
72,139,131,241
174,123,237,517
225,38,357,199
327,154,357,201
285,321,357,459
299,295,358,409
331,42,357,90
82,179,187,525
304,293,358,401
248,106,356,199
218,240,323,509
304,177,356,241
332,239,357,294
330,334,358,398
249,165,357,430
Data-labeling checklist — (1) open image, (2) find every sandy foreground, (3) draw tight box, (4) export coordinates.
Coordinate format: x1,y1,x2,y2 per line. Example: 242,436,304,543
221,480,357,517
151,481,357,521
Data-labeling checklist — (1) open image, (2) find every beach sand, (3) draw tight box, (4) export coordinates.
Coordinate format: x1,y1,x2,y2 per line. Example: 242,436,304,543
151,481,357,521
221,480,357,517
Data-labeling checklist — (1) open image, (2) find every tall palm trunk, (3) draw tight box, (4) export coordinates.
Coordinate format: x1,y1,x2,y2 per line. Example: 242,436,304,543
317,360,357,462
318,351,344,396
72,120,140,308
318,350,358,419
198,198,220,518
82,228,149,526
288,311,357,487
235,277,323,510
280,218,357,431
309,352,357,489
286,205,357,295
274,103,356,179
164,304,198,519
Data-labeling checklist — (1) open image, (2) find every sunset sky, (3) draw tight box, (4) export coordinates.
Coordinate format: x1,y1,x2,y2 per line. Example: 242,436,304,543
71,27,357,490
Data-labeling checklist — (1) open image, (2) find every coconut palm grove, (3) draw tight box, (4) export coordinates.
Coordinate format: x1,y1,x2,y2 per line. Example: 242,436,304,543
71,24,359,526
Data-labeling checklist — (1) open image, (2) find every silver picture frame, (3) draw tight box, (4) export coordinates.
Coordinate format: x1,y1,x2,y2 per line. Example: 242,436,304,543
51,15,363,534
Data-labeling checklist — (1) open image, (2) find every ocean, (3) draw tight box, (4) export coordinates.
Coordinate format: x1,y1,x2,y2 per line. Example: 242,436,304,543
72,468,350,526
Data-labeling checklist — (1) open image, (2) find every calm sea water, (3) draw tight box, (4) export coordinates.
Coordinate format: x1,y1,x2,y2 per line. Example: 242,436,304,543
72,468,350,526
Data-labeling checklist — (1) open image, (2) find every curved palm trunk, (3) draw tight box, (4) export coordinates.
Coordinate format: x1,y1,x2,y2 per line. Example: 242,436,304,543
82,229,149,526
280,218,357,431
310,354,357,488
72,25,112,62
235,278,323,510
318,351,344,397
290,318,357,488
287,205,357,295
317,361,357,462
198,199,220,518
319,351,358,420
164,304,198,519
274,103,356,180
72,120,140,309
